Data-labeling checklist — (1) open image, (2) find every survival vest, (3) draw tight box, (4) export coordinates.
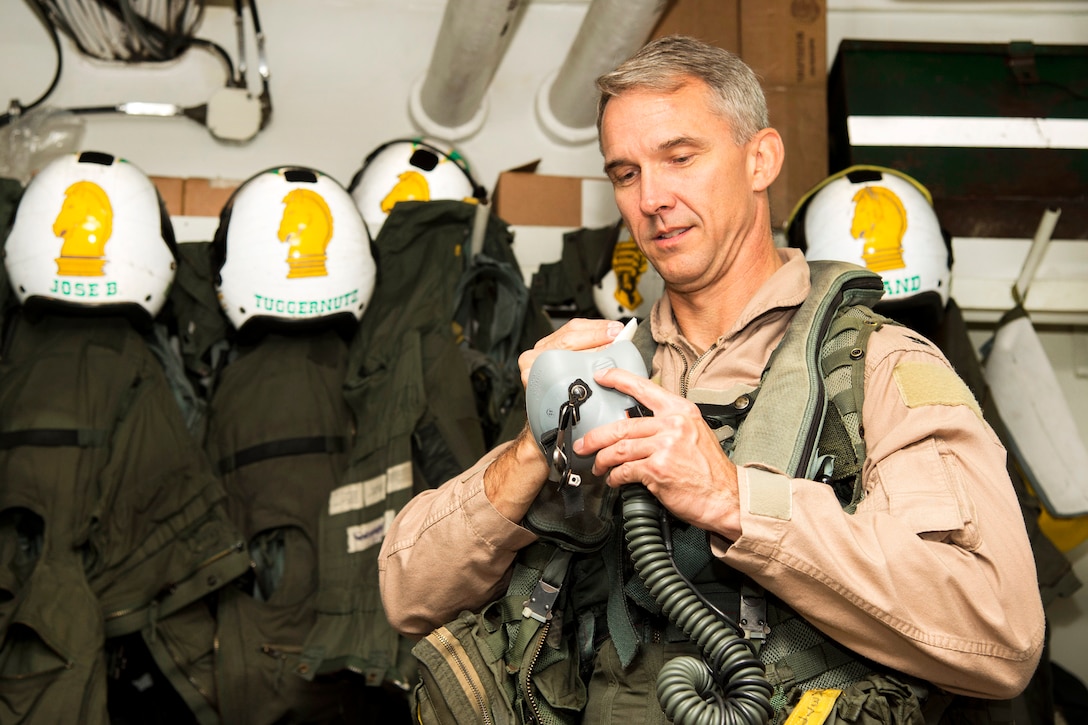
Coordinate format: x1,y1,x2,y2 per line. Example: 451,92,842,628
296,201,521,691
0,310,250,724
204,329,379,724
529,222,621,321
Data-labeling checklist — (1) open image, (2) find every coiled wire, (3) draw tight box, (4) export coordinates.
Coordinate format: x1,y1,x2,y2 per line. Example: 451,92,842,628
621,485,773,725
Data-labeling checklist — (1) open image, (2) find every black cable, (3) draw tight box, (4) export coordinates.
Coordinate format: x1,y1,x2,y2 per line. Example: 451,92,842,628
0,1,64,128
180,37,239,87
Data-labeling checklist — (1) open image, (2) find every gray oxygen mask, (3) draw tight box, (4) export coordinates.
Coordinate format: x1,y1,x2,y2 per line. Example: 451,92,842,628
523,319,648,552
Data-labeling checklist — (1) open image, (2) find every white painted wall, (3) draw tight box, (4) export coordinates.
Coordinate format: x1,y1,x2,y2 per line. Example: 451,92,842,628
2,0,1088,690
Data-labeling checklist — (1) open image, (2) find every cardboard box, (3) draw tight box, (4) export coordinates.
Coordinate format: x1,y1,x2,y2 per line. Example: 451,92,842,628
740,0,827,87
651,0,740,55
765,84,828,230
149,176,240,219
148,176,240,242
492,164,621,285
182,177,239,218
151,176,184,218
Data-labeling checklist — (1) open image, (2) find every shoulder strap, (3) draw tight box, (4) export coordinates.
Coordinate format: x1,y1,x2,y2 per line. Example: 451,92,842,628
732,261,884,480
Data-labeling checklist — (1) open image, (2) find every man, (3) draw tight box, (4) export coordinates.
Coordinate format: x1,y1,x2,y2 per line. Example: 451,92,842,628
379,35,1044,722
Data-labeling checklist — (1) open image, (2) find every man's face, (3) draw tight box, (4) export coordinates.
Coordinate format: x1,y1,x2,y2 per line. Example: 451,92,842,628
600,80,759,295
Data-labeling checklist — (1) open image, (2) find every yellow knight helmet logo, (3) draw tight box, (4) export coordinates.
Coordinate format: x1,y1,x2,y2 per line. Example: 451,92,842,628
53,180,112,276
611,238,650,312
851,186,907,273
279,188,333,278
380,170,430,214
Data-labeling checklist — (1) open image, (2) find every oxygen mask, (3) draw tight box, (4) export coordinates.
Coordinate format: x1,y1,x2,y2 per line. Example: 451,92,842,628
523,319,648,551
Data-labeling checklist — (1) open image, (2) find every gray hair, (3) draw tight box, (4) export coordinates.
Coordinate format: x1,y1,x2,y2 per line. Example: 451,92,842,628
595,35,769,146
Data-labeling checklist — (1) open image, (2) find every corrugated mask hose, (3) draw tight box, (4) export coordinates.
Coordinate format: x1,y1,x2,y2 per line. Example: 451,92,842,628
621,484,773,725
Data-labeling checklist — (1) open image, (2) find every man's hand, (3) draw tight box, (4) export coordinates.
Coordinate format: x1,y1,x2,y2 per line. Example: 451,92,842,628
517,318,626,389
574,366,743,541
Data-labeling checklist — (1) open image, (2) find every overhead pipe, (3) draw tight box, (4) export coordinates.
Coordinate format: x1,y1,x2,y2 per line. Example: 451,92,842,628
409,0,524,141
536,0,669,144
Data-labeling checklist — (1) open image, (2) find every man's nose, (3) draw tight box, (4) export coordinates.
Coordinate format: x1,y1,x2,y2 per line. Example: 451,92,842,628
638,173,673,216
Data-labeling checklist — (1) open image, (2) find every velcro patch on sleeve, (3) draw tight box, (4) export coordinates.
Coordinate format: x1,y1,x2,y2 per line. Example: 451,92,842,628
893,361,982,420
745,467,792,521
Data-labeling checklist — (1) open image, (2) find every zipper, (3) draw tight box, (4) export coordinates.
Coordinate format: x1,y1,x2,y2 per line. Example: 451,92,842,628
670,340,720,400
669,342,692,398
521,620,551,725
432,628,494,725
103,540,246,623
160,627,216,705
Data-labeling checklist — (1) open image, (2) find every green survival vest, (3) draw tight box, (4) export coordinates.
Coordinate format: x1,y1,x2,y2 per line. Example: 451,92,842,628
204,330,372,724
0,311,250,724
529,222,621,321
296,201,503,689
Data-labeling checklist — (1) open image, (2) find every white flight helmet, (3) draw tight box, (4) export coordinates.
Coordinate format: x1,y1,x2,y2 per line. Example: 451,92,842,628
786,165,952,312
3,150,177,324
214,166,376,337
347,137,484,241
592,226,664,321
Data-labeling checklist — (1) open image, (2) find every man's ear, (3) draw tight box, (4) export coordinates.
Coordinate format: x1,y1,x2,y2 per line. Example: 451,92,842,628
749,127,785,193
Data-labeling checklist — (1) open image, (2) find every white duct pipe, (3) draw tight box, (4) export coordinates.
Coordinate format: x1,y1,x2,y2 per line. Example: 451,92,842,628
409,0,523,141
537,0,669,144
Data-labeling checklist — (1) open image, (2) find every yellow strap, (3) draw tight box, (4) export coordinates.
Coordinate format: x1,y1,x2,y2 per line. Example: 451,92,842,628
784,689,843,725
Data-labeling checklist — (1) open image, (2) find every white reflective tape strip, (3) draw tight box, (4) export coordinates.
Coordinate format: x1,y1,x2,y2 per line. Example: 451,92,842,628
387,461,412,494
329,461,414,516
329,482,365,516
847,115,1088,149
363,476,386,508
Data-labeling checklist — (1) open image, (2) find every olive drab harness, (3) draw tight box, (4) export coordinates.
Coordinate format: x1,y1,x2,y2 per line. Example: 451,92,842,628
442,261,897,725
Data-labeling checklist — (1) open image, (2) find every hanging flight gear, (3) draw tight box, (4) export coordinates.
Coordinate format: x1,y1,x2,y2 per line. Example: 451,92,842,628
529,221,664,324
205,330,372,724
213,166,377,341
298,200,496,695
0,152,250,725
530,221,620,320
4,151,178,326
591,228,664,322
786,165,953,341
0,315,249,725
204,165,393,723
0,175,24,319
